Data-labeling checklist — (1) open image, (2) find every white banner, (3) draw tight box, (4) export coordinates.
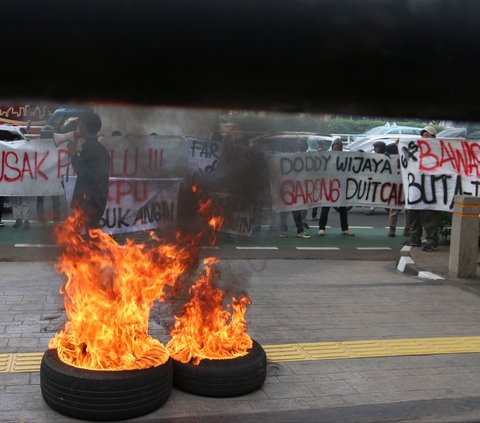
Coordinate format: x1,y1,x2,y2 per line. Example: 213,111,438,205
210,192,255,236
64,177,182,234
186,136,223,176
399,138,480,211
268,151,404,212
0,135,189,196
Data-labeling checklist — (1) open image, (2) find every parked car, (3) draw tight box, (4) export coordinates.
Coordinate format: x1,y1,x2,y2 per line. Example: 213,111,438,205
436,127,466,139
346,134,420,153
249,132,339,153
0,125,27,141
349,125,422,149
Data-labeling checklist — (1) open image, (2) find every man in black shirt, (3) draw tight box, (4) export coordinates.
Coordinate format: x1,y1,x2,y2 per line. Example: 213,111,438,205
67,111,110,229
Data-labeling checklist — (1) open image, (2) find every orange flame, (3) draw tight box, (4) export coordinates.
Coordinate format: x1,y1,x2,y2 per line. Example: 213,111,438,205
50,186,251,370
49,209,197,371
167,257,253,365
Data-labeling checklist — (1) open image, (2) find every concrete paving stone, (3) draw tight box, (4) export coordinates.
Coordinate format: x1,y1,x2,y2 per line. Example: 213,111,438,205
0,295,24,304
287,361,343,375
429,373,480,389
0,313,14,322
322,328,371,339
385,389,457,403
334,360,379,372
294,395,346,409
264,381,315,399
327,371,365,381
5,324,42,334
198,398,253,412
266,362,295,376
341,393,392,406
360,369,413,378
6,384,40,393
7,336,40,346
14,313,44,322
29,373,40,384
304,380,359,396
345,378,400,394
388,375,441,390
0,391,45,411
0,410,51,423
0,373,30,386
248,398,301,412
372,356,455,370
450,387,480,398
277,374,317,383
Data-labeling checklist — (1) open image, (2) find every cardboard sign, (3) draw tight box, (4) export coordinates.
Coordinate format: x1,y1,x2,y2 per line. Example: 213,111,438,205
268,151,404,212
64,176,182,234
400,138,480,211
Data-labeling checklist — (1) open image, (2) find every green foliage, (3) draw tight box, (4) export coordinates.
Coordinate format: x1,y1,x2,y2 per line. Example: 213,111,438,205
232,114,433,137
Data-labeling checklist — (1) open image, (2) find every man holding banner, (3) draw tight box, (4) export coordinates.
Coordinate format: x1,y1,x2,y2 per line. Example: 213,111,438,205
404,125,440,252
67,111,110,230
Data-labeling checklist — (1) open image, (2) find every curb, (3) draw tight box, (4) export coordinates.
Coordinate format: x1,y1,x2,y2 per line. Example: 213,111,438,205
396,246,445,280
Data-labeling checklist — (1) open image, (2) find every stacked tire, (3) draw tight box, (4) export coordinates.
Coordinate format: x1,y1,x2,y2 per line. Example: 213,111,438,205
40,349,173,421
172,340,267,397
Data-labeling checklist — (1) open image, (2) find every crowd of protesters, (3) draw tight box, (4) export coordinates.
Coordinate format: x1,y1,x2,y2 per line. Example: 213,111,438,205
0,123,441,253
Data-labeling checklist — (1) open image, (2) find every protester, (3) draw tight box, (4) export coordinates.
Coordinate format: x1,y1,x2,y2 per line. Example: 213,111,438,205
318,139,354,237
67,111,110,230
385,141,410,237
279,210,311,239
36,196,61,226
305,138,325,220
11,197,31,229
405,125,440,251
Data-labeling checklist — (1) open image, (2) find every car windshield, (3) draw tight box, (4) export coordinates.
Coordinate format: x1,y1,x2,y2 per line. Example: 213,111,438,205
437,128,465,138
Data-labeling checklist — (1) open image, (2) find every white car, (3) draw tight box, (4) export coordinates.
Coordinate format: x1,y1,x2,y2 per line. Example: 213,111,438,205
349,125,422,149
0,125,27,141
249,132,339,153
346,134,420,153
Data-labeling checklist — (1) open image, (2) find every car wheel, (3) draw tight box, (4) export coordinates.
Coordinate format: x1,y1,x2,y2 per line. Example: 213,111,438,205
40,349,173,421
172,340,267,397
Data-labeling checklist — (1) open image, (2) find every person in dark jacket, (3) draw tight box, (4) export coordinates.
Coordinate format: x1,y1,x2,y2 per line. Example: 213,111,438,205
67,111,110,229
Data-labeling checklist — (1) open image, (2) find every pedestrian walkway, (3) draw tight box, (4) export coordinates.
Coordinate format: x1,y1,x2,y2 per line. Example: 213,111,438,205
2,252,480,422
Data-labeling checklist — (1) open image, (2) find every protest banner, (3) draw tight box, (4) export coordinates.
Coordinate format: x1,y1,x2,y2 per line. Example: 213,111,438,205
64,177,182,234
210,192,255,236
0,135,189,196
399,138,480,211
185,136,223,176
268,151,404,212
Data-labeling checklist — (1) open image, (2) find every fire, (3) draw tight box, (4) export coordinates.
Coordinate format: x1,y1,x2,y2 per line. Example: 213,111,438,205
167,257,253,365
49,210,196,371
50,185,252,370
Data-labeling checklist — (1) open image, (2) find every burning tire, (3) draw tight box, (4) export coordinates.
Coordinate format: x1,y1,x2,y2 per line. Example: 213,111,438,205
40,349,173,421
172,340,266,397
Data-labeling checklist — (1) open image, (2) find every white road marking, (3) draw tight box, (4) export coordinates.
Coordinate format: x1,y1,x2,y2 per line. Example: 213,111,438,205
14,244,57,248
296,247,340,250
235,247,279,250
356,247,392,250
418,271,445,280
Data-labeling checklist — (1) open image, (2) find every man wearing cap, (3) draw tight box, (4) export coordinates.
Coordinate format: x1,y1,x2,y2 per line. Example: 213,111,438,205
404,125,439,251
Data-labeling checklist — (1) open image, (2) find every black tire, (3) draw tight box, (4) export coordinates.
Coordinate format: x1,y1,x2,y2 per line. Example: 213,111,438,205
40,349,173,421
172,340,267,397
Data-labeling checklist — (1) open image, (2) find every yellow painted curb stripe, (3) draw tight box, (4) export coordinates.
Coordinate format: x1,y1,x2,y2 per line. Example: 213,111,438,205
3,337,480,372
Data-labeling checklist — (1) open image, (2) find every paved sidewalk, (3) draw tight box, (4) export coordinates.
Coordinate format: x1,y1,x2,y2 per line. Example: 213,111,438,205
3,257,480,422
